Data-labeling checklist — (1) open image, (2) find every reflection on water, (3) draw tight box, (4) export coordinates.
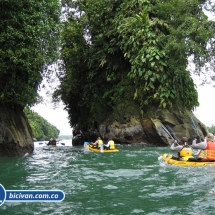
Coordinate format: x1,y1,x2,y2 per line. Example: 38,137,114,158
0,144,215,214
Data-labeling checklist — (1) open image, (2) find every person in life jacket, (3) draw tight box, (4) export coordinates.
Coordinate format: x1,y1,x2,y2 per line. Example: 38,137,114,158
47,138,53,145
104,139,115,150
51,138,57,146
91,137,103,148
192,133,215,161
170,137,193,159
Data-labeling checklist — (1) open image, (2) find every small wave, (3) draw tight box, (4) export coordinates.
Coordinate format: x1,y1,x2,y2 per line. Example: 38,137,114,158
103,185,118,189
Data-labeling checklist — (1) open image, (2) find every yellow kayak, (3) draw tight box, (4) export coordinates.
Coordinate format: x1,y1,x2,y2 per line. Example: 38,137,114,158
87,144,119,153
161,153,215,167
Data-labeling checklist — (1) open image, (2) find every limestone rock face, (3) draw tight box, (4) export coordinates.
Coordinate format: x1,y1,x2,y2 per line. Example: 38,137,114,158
73,105,208,146
0,106,34,157
102,109,207,146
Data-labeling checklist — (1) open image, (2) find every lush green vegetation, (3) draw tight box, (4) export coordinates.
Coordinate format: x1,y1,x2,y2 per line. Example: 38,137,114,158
207,125,215,135
1,0,215,136
0,0,61,108
54,0,215,131
24,108,59,140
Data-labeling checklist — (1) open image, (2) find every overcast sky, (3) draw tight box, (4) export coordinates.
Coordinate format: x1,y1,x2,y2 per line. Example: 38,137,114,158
32,102,72,136
193,84,215,127
31,78,72,136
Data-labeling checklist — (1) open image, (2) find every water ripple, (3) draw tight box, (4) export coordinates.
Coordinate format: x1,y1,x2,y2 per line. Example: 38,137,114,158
1,145,215,214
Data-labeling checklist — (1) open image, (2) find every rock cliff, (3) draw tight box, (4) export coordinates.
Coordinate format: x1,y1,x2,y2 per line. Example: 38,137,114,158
0,105,34,157
72,104,208,146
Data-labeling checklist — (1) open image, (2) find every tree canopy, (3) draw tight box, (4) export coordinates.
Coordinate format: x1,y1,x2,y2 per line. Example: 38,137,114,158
0,0,61,107
207,124,215,134
55,0,215,130
24,107,59,140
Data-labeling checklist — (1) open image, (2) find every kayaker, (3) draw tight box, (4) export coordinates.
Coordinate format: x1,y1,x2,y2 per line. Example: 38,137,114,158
47,138,53,145
170,137,192,159
170,137,189,151
91,137,103,148
104,139,115,150
191,133,215,161
51,138,57,146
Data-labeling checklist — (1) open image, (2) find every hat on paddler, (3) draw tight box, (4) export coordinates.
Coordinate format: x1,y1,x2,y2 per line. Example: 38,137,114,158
181,137,188,142
207,133,214,141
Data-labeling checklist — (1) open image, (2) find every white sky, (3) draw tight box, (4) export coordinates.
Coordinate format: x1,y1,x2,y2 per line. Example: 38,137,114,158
31,102,72,136
31,77,72,136
193,83,215,127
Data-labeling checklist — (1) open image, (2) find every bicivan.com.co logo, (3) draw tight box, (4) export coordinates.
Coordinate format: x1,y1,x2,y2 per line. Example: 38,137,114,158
0,184,65,206
0,184,6,206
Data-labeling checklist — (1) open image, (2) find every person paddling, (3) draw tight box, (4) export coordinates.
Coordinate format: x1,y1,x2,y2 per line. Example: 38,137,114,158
51,138,57,146
104,139,115,150
91,137,103,148
170,137,192,159
191,133,215,161
47,138,57,146
47,138,53,145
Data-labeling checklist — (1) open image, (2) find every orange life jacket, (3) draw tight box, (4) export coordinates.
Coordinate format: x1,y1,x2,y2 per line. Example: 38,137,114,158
205,140,215,160
52,140,57,145
199,140,215,160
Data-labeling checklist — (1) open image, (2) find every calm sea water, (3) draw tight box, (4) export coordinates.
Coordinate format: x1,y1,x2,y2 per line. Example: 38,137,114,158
1,142,215,215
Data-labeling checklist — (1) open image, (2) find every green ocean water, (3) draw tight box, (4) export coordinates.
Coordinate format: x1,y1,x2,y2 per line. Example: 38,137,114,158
1,143,215,215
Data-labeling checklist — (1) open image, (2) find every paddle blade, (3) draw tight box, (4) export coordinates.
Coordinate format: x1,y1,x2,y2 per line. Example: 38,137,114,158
191,118,198,133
